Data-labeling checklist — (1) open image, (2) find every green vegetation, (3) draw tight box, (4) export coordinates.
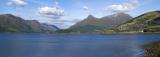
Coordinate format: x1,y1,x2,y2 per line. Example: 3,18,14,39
0,14,59,33
59,13,132,34
143,26,160,32
0,14,32,32
1,11,160,34
57,11,160,34
69,25,105,33
108,11,160,33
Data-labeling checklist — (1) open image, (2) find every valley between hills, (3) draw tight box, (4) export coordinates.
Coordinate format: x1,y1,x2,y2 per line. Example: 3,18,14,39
0,11,160,34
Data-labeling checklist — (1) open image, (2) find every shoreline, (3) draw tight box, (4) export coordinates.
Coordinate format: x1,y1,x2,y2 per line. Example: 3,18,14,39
143,41,160,57
0,32,160,35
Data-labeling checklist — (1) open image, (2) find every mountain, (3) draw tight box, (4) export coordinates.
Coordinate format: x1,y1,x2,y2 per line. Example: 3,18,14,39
25,20,45,32
0,14,59,33
112,11,160,33
40,23,60,32
67,13,132,33
25,20,59,32
0,14,31,32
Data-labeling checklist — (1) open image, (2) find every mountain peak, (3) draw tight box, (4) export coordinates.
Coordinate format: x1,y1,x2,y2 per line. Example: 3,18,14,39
0,14,59,32
86,15,97,19
116,11,160,32
88,15,94,17
2,14,15,17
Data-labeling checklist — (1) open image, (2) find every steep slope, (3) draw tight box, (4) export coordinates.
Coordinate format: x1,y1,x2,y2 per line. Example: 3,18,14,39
0,14,31,32
41,23,60,32
68,13,132,33
68,15,103,33
100,13,133,28
70,15,99,28
25,20,59,32
114,11,160,32
0,14,59,32
25,20,44,32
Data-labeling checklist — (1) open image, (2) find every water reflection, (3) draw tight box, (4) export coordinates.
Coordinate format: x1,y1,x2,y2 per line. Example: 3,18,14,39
0,33,160,57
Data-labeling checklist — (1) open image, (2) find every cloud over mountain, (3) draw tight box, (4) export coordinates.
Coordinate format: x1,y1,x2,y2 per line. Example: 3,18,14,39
38,6,64,19
83,6,89,10
7,0,27,7
82,6,91,14
105,0,139,13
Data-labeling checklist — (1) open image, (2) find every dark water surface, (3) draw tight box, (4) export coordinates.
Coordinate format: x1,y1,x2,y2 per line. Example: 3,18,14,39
0,33,160,57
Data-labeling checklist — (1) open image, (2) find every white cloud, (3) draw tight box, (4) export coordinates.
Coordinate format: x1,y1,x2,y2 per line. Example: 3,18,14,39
36,17,81,29
7,0,27,7
82,6,91,14
83,6,89,10
38,6,65,19
105,0,139,13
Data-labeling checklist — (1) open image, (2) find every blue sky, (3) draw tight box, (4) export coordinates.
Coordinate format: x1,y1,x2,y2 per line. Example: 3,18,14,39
0,0,160,29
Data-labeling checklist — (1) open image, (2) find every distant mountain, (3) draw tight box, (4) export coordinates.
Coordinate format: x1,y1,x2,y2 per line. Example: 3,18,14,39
0,14,59,33
112,11,160,32
41,23,60,32
67,13,132,33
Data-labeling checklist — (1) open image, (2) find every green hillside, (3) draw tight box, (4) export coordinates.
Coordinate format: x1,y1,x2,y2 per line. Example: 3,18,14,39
60,13,132,33
0,14,31,32
0,14,59,33
110,11,160,33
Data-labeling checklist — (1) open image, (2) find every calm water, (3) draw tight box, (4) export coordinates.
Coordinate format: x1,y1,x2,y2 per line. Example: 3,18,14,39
0,33,160,57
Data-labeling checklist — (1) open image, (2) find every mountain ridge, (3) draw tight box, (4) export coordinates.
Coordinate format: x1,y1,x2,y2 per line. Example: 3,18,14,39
66,13,132,33
0,14,59,33
109,11,160,33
